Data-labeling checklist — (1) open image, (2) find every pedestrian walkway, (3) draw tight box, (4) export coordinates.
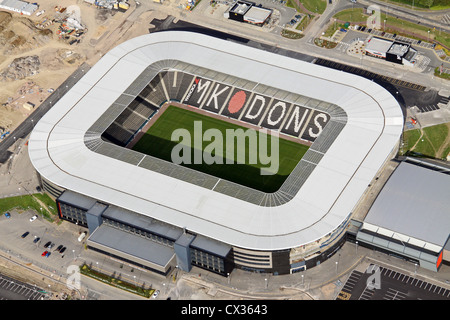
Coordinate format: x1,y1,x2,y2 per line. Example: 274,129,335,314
442,14,450,26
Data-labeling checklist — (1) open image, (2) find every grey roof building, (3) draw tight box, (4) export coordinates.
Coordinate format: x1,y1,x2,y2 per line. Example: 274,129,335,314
356,159,450,271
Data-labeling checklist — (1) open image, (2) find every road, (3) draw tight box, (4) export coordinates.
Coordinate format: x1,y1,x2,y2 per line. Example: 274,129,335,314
360,0,450,33
338,264,450,300
1,0,449,164
142,0,450,89
0,63,90,164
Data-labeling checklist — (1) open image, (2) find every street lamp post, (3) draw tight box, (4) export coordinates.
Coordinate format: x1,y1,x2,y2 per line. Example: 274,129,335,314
351,2,354,20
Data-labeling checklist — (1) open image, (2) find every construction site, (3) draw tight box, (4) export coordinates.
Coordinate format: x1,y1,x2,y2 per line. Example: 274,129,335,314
0,0,143,141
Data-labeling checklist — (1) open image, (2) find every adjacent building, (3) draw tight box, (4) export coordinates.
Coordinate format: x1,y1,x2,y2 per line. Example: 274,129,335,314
0,0,37,15
365,36,417,66
356,158,450,272
226,0,272,26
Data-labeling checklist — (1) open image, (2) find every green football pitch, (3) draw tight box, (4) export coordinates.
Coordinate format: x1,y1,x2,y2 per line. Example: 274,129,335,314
132,106,309,193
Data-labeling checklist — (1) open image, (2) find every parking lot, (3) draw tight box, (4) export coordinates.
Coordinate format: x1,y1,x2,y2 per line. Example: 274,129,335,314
0,274,48,300
337,264,450,300
353,25,438,50
0,209,85,282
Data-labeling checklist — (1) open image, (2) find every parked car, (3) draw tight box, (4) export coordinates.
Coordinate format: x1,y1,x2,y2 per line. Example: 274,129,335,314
4,212,11,218
21,231,30,238
33,237,40,243
78,232,87,242
44,241,52,248
45,251,51,258
56,245,63,252
60,247,67,254
42,251,48,256
47,243,54,249
30,215,37,222
152,290,160,299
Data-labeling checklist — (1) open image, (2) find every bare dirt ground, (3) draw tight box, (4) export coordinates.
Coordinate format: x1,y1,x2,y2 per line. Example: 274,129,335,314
0,0,151,136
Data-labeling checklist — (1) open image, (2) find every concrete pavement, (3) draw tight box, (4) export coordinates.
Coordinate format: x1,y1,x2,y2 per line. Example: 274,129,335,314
79,237,450,300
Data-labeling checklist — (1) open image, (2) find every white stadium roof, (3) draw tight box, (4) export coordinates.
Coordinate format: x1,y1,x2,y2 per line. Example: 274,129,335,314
28,31,404,251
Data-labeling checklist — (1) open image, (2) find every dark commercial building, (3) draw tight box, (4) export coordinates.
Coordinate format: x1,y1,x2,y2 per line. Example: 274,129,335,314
57,190,234,277
227,0,272,25
365,36,417,66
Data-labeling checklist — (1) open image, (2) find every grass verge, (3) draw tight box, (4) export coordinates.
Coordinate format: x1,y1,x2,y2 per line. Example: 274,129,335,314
80,264,154,298
281,29,304,39
0,193,58,221
435,67,450,80
400,123,450,160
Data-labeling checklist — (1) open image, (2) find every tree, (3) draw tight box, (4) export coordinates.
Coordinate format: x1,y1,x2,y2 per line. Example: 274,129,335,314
417,0,433,8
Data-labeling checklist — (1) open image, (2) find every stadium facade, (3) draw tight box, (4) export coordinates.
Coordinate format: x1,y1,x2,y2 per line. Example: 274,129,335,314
28,31,404,276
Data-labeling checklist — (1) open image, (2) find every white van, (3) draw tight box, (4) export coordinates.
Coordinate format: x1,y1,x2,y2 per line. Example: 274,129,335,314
78,231,87,242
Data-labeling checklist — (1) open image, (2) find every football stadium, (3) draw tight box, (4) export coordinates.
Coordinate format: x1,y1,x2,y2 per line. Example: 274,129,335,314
28,31,404,276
